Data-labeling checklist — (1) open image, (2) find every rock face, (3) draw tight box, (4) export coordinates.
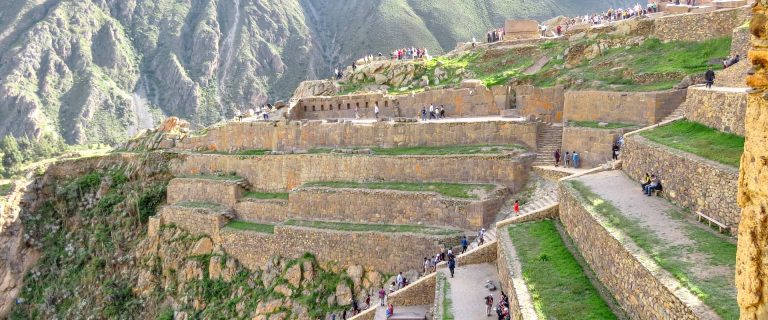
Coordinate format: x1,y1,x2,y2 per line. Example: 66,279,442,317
0,0,635,144
738,2,768,318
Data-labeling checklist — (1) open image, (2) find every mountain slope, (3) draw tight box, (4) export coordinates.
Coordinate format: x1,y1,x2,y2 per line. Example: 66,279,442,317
0,0,634,145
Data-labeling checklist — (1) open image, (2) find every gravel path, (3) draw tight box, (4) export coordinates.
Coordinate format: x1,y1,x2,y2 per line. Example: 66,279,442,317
440,263,501,320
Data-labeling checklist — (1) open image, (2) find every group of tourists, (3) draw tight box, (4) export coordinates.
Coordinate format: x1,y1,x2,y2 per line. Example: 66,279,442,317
487,28,505,43
393,47,429,60
422,247,458,276
487,292,511,319
421,105,446,121
641,173,663,196
564,2,660,28
553,149,581,168
234,104,272,121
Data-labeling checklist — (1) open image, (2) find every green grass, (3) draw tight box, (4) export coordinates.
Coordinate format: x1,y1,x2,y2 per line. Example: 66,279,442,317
508,220,617,319
567,180,738,319
570,121,637,130
174,201,226,210
640,120,744,168
242,191,289,200
224,220,275,234
179,174,244,181
440,273,455,320
303,181,495,199
0,183,12,196
283,219,462,236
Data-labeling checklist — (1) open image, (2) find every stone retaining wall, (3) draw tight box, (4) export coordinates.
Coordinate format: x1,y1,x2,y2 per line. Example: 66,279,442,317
562,127,631,168
388,272,437,307
167,178,245,206
176,120,539,153
564,90,687,125
514,85,565,122
219,225,460,274
234,200,288,223
170,153,533,192
496,203,559,229
621,135,741,228
559,183,703,319
681,87,747,136
288,187,508,230
291,86,502,120
497,230,535,320
653,7,749,42
159,206,229,238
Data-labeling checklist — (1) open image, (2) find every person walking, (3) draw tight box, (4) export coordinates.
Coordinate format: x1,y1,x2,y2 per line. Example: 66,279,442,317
573,151,580,168
379,287,386,306
564,151,571,168
705,66,715,89
554,148,561,167
612,143,620,160
514,200,520,215
429,104,435,120
421,107,427,121
374,104,380,119
448,257,457,278
485,295,494,316
423,257,430,275
461,236,469,253
478,228,486,245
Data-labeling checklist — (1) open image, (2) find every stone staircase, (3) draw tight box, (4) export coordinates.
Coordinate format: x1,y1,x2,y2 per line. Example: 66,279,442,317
660,104,687,124
467,192,559,251
533,124,563,166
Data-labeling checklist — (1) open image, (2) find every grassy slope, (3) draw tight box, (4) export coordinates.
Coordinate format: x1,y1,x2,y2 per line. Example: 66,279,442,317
225,220,276,233
242,191,290,200
507,220,616,319
567,180,738,319
284,219,461,236
640,120,744,168
302,181,494,199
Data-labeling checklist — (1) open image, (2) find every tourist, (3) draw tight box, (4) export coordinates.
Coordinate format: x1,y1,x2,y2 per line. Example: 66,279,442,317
365,294,371,309
572,151,580,168
354,106,360,119
564,151,571,168
612,143,620,160
421,107,427,121
485,295,494,316
641,172,652,191
514,200,520,215
396,272,404,289
352,61,357,72
374,104,380,119
423,257,430,275
644,175,661,196
478,228,486,245
389,281,396,293
429,104,436,120
378,287,387,306
352,299,360,315
554,148,561,167
723,55,740,68
440,105,445,119
705,66,715,89
386,304,394,318
461,236,469,253
448,256,457,278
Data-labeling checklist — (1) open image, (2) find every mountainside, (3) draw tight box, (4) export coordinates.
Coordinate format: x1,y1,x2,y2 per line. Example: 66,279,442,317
0,0,634,145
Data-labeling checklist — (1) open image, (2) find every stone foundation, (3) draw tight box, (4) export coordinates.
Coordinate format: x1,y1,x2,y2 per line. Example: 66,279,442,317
170,153,533,192
681,86,748,136
621,135,741,228
514,85,565,122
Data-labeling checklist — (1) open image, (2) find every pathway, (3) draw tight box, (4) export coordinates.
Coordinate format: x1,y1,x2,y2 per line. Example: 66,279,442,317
440,263,501,320
574,170,736,318
373,304,430,320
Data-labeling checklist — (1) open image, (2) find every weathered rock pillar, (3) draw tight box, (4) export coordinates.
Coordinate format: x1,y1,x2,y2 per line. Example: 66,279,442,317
737,2,768,319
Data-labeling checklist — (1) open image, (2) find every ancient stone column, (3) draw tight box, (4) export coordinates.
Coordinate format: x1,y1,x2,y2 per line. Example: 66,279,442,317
738,2,768,319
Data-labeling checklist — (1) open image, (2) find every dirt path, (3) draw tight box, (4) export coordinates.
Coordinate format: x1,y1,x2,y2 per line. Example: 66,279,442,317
440,263,501,320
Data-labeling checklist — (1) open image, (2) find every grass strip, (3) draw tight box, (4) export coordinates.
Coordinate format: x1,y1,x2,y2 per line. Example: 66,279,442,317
308,144,525,156
640,120,744,168
225,220,275,234
567,180,738,319
179,174,243,181
508,220,617,319
441,273,455,320
283,219,461,236
0,183,12,196
174,201,226,210
303,181,494,199
242,191,289,200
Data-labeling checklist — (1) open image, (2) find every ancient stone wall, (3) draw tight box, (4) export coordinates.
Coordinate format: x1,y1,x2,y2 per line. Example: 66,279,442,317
681,87,748,136
564,90,687,125
176,120,539,153
653,7,749,42
562,127,631,168
495,203,559,229
559,183,703,319
219,225,458,273
732,23,750,58
388,273,437,307
287,187,507,230
514,85,565,122
622,135,741,228
497,230,535,320
291,86,501,120
159,206,229,239
737,4,768,317
167,178,245,207
233,200,288,223
170,153,533,192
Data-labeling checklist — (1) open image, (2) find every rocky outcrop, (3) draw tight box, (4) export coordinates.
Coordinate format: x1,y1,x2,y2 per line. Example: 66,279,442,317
738,2,768,318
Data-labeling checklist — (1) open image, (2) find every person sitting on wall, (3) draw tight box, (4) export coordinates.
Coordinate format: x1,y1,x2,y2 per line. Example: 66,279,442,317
640,172,651,191
723,55,741,68
644,175,662,196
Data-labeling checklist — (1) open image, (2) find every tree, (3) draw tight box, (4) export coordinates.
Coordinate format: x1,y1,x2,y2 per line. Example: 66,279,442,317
1,135,23,176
